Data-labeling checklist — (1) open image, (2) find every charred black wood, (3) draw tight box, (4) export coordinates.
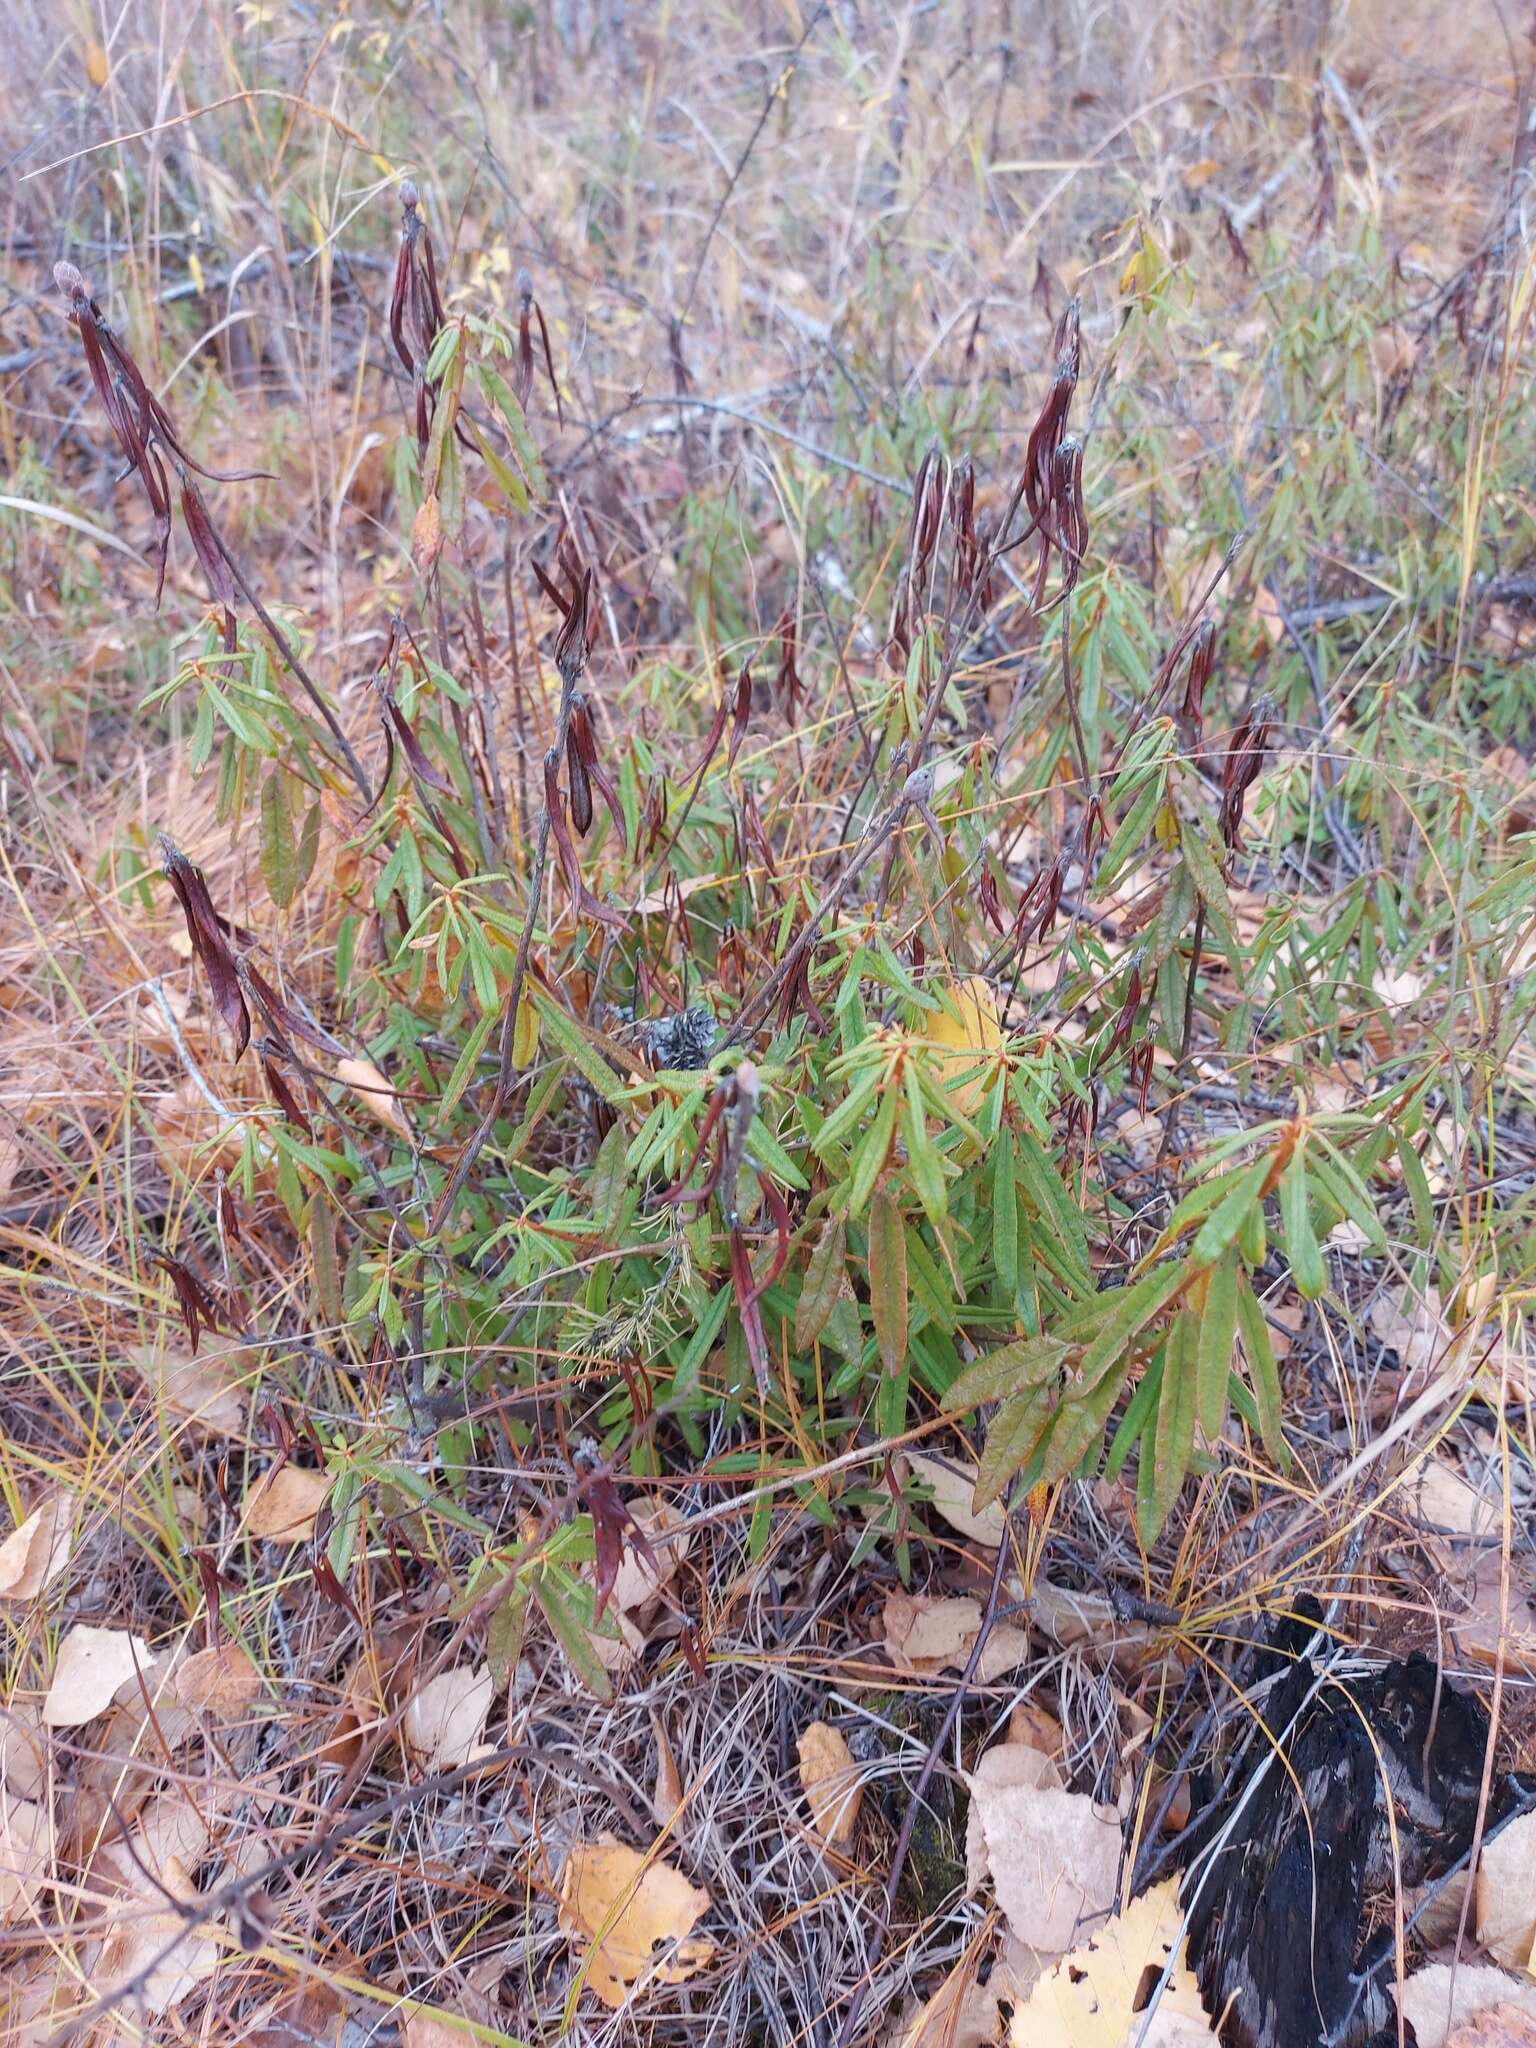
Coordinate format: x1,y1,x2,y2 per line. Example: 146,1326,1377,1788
1174,1622,1525,2048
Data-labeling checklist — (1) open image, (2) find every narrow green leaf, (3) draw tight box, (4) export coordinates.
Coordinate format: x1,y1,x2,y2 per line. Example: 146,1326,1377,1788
815,1063,882,1157
796,1215,848,1350
1312,1136,1387,1252
532,991,627,1106
1235,1275,1290,1467
1076,1257,1191,1396
902,1066,947,1226
260,768,298,907
1279,1156,1327,1299
439,1004,497,1121
671,1282,731,1398
992,1132,1019,1304
486,1573,532,1689
868,1184,908,1378
1197,1249,1239,1437
1395,1132,1435,1249
1015,1133,1091,1292
975,1386,1056,1506
943,1334,1068,1411
535,1569,613,1702
1151,1311,1197,1534
1190,1156,1271,1266
846,1086,897,1217
1106,1349,1165,1480
1178,813,1242,965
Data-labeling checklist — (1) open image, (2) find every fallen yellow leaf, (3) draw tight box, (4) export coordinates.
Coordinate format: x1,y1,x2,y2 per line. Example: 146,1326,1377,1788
559,1835,714,2008
1010,1877,1212,2045
926,977,1003,1115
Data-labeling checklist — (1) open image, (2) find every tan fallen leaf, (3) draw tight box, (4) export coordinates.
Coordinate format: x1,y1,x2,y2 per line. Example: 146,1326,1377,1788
1010,1877,1212,2045
904,1451,1008,1546
649,1711,683,1827
1477,1810,1536,1970
0,1705,48,1802
94,1843,220,2016
611,1502,691,1615
965,1742,1064,1889
0,1492,73,1601
96,1788,211,1892
1456,1550,1536,1680
967,1748,1120,1954
899,1929,1042,2048
0,1960,84,2047
171,1642,262,1719
244,1465,329,1543
559,1834,714,2009
1374,967,1427,1008
1009,1700,1065,1757
1448,2008,1536,2046
336,1054,411,1138
1413,1456,1495,1540
401,2010,483,2048
1402,1965,1536,2048
882,1592,1031,1683
44,1625,154,1728
402,1665,494,1770
797,1721,862,1850
1027,1579,1168,1677
927,977,1004,1114
122,1334,255,1437
0,1790,49,1924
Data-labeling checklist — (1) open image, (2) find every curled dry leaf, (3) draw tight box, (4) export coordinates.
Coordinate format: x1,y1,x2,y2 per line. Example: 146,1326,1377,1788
44,1625,154,1728
335,1054,412,1138
1402,1965,1536,2048
122,1334,255,1437
1010,1877,1213,2046
0,1790,49,1924
966,1745,1121,1955
171,1642,261,1719
1477,1810,1536,1971
244,1465,329,1543
402,1665,494,1770
649,1710,683,1827
797,1721,862,1850
559,1834,714,2009
0,1491,73,1601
